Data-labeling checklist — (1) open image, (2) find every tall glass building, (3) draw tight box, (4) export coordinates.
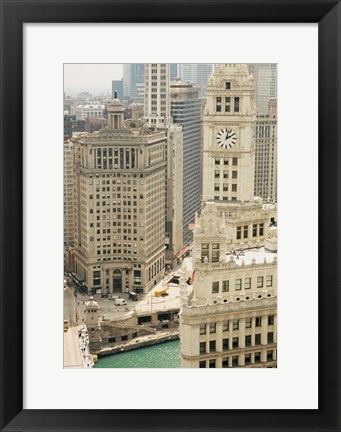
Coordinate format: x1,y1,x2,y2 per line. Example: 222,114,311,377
123,64,145,99
170,81,202,245
178,64,213,97
248,64,277,113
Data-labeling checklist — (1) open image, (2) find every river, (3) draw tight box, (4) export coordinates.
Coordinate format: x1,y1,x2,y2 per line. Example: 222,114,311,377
95,339,180,368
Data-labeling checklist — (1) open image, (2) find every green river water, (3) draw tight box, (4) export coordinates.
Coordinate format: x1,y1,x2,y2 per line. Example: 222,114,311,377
95,339,181,368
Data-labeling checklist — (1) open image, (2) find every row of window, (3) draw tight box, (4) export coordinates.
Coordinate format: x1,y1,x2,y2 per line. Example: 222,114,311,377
201,242,219,263
199,350,275,368
200,316,275,335
94,148,139,170
214,170,237,179
236,223,264,239
214,183,237,192
216,97,239,113
212,275,273,293
214,157,238,166
199,332,274,353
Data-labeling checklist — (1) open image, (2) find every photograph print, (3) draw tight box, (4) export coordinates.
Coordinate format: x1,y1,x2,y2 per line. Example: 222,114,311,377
63,63,277,369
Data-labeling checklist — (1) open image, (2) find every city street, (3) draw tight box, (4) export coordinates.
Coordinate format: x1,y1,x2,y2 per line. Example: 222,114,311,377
63,324,83,368
63,258,193,324
64,285,85,327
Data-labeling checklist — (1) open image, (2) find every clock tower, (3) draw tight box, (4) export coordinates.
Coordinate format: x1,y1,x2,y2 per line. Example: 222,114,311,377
202,64,256,203
180,65,277,368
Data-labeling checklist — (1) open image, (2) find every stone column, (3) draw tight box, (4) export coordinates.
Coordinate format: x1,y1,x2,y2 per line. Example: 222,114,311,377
216,356,222,368
129,268,134,292
100,268,105,294
239,318,246,349
108,269,113,294
122,269,126,293
205,323,209,353
228,319,233,350
216,321,223,352
261,315,267,345
261,348,267,363
251,317,256,346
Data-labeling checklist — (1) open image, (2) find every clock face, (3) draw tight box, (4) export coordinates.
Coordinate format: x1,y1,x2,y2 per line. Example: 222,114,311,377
216,128,237,149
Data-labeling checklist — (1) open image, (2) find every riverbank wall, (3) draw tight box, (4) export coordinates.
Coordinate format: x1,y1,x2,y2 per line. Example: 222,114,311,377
95,330,179,358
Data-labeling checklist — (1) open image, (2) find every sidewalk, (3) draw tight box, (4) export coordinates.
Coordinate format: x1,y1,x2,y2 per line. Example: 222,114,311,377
96,329,179,357
64,324,94,368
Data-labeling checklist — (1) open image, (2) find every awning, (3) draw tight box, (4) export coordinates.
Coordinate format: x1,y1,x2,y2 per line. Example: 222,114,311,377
174,245,190,260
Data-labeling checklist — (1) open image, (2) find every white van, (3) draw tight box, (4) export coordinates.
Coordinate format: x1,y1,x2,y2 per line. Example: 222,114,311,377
114,298,127,306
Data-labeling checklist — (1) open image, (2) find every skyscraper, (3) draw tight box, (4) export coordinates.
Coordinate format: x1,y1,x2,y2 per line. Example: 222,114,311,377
123,64,145,100
202,64,255,204
170,80,202,245
248,64,277,201
179,64,213,97
170,63,178,79
144,63,171,129
254,99,277,201
72,97,167,295
180,64,277,368
144,64,183,268
249,64,277,113
64,138,75,246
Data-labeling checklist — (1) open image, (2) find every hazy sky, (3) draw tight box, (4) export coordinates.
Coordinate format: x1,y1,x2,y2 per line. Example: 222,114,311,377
64,64,123,96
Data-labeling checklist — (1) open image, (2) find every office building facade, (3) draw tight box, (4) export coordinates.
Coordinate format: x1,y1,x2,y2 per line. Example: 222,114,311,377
72,97,166,294
254,99,277,201
72,103,105,121
180,64,277,368
144,64,184,268
179,64,213,97
64,139,75,246
249,64,277,114
123,64,145,100
170,80,202,245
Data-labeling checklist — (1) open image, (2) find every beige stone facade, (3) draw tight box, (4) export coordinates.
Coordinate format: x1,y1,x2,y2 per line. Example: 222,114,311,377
202,64,256,203
72,98,167,295
143,64,184,269
180,202,277,368
64,139,75,246
180,64,277,368
165,124,183,266
170,81,202,245
144,64,171,129
254,99,277,202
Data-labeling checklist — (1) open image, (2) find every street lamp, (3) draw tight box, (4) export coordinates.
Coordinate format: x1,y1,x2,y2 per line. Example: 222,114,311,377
74,290,79,325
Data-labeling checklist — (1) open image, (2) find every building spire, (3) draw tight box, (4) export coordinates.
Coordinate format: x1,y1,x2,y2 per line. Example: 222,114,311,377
107,96,124,130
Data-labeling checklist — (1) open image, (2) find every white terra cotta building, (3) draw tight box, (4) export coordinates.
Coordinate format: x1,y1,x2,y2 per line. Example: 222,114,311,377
180,64,277,368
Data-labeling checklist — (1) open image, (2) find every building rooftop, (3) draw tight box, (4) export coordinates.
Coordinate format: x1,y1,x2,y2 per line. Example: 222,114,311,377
227,246,277,266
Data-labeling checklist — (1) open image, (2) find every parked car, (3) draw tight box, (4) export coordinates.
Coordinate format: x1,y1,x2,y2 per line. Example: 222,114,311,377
101,294,108,298
109,295,120,300
114,298,127,306
129,291,138,301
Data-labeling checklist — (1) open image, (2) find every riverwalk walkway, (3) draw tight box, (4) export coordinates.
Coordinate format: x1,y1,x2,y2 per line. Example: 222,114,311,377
95,329,179,358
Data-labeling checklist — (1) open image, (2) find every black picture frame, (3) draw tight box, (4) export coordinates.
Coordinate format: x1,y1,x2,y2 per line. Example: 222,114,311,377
1,1,340,431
